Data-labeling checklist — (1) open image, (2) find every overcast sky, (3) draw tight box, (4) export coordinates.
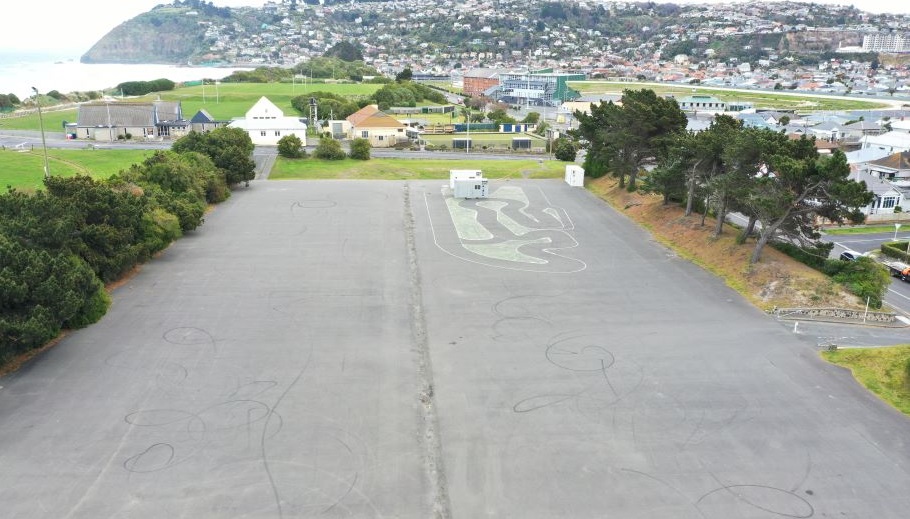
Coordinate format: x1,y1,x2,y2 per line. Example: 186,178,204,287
2,0,907,54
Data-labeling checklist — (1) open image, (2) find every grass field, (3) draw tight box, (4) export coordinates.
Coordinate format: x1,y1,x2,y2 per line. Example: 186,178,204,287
824,225,906,235
270,157,566,180
0,109,76,132
570,81,893,111
0,148,152,191
0,82,383,131
822,345,910,416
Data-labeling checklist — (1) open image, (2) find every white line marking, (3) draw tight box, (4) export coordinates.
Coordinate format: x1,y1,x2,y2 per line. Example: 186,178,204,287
887,287,910,302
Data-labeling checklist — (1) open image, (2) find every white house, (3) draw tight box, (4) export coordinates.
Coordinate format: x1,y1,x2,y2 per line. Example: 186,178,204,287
228,96,307,146
861,131,910,155
855,170,906,216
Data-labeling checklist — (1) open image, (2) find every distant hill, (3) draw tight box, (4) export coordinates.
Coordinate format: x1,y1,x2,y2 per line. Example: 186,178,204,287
80,3,262,64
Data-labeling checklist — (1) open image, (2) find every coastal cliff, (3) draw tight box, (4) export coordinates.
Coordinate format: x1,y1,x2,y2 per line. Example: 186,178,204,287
81,11,205,64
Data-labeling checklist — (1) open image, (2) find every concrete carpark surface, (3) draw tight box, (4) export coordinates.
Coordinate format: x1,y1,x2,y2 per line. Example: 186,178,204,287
0,179,908,517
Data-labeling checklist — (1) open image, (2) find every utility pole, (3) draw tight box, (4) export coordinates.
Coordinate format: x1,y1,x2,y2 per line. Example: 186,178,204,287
31,87,50,178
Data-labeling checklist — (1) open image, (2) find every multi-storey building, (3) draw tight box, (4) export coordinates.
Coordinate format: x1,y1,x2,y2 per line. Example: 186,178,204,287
862,33,910,53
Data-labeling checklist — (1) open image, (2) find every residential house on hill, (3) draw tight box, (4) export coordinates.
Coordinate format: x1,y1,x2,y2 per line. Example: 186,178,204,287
861,131,910,154
867,151,910,181
855,169,906,216
227,96,307,146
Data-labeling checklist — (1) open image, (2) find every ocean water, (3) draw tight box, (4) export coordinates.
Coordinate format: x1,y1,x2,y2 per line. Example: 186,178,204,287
0,51,252,100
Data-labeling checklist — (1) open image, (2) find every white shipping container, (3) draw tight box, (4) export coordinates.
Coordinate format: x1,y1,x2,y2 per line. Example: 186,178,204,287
450,169,483,189
453,178,488,199
565,165,584,187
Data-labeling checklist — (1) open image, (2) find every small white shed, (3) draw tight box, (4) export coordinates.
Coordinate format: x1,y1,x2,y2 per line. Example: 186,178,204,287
565,165,584,187
453,178,489,199
450,169,483,189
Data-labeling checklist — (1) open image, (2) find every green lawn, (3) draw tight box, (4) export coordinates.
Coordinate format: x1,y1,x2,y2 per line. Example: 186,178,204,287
0,82,383,131
0,109,77,132
570,81,893,111
822,345,910,416
270,157,567,180
824,225,906,235
0,148,153,191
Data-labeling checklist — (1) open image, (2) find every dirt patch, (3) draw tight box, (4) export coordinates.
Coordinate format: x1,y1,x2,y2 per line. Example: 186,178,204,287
588,177,863,311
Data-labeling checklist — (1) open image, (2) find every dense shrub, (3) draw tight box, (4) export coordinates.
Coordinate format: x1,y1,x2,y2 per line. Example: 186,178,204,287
553,137,578,162
43,176,150,283
314,137,346,160
172,128,255,186
115,79,176,96
291,91,361,120
0,236,106,360
822,257,891,309
278,134,305,158
0,134,238,368
349,138,371,160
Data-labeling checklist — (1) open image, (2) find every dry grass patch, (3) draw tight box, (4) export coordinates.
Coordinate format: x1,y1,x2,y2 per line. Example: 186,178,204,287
588,177,862,311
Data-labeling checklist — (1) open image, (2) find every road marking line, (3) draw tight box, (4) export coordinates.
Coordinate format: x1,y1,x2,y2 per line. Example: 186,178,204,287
887,287,910,302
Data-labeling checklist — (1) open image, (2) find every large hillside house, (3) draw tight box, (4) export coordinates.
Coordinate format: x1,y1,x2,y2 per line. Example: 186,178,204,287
228,96,307,146
75,101,184,141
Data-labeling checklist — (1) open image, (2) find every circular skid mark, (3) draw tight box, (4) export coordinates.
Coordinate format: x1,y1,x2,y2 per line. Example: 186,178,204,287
546,335,615,372
697,484,814,518
163,327,216,348
291,200,336,210
513,393,579,413
123,443,175,473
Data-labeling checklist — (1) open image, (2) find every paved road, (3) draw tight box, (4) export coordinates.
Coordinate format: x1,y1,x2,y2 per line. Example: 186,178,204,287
826,231,910,316
1,179,908,518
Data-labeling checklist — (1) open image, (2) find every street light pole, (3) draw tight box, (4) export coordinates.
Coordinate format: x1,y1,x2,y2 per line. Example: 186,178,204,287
31,87,50,178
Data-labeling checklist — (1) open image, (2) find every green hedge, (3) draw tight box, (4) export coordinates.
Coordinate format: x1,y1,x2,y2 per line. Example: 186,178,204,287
770,241,834,270
881,241,910,262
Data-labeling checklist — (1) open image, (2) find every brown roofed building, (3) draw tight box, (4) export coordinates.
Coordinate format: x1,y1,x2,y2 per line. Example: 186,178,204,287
868,151,910,181
344,104,407,148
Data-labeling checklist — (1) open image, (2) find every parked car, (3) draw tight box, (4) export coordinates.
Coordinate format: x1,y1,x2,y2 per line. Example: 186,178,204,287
839,250,864,261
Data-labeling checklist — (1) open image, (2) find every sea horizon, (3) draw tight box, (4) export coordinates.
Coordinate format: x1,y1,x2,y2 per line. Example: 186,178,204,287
0,50,254,101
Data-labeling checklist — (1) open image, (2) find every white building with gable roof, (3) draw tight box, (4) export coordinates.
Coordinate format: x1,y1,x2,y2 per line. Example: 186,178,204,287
228,96,307,145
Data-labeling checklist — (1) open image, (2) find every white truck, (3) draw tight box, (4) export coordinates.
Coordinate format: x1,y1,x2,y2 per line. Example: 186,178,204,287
883,260,910,282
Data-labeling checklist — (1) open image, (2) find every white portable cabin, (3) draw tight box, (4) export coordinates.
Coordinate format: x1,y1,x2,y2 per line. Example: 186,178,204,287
565,165,585,187
453,178,489,199
450,169,483,189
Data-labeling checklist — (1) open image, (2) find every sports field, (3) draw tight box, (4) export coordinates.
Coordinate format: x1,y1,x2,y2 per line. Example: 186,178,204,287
571,81,895,111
